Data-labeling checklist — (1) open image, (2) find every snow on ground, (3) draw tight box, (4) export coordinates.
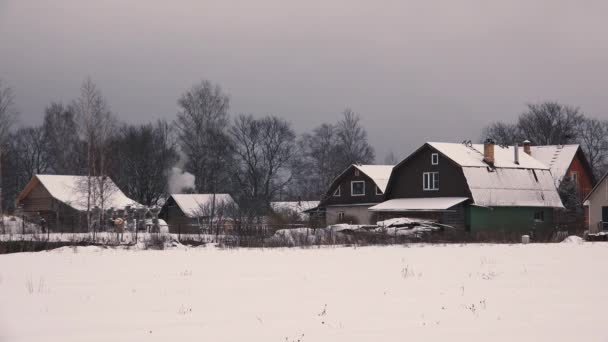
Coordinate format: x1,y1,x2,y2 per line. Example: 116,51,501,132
1,243,607,341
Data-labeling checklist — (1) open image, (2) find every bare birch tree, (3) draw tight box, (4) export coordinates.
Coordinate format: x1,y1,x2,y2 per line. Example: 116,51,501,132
336,108,375,166
0,80,17,221
72,78,117,231
43,102,83,174
517,102,583,145
578,117,608,178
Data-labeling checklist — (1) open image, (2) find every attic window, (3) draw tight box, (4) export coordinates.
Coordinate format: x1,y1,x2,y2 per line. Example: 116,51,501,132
354,169,360,176
333,186,341,197
431,153,439,165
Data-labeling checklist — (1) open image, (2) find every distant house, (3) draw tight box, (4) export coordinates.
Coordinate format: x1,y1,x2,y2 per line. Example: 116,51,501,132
583,171,608,233
159,194,235,233
371,141,564,237
317,164,394,225
15,174,140,232
270,201,320,223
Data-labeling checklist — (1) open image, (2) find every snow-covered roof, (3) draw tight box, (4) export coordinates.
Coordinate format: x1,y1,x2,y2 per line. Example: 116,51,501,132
369,197,469,212
353,165,394,192
19,175,140,211
428,142,549,169
170,194,235,218
529,145,579,184
463,168,564,208
271,201,320,220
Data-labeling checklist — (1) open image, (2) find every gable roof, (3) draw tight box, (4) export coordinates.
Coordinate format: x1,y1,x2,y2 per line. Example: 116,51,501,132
352,165,394,193
17,175,140,211
170,194,235,218
584,169,608,202
528,145,580,184
428,142,549,169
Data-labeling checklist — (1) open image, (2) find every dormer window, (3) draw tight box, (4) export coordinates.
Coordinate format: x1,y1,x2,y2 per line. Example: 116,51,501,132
431,153,439,165
333,186,341,197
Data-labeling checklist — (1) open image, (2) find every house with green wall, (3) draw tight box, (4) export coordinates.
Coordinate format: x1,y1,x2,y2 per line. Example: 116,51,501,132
370,140,564,237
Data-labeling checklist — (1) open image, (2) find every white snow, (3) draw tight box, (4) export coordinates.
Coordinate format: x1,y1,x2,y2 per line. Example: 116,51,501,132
428,142,549,169
0,215,41,234
170,194,235,218
353,165,394,193
462,167,564,208
271,201,320,220
1,244,607,341
23,175,140,211
369,197,469,212
529,145,579,184
561,235,584,244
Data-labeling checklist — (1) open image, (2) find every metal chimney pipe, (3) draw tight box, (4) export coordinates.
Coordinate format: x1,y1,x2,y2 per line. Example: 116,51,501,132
514,143,519,165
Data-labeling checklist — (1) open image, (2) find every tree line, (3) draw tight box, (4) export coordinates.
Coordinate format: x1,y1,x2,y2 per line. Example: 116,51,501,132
0,78,375,218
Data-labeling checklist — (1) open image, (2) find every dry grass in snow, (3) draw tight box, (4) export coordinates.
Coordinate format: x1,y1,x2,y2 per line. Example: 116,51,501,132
0,243,606,341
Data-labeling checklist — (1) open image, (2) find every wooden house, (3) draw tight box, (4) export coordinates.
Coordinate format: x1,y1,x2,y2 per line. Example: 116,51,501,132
371,141,564,238
584,171,608,233
15,174,140,232
159,194,235,234
316,164,394,225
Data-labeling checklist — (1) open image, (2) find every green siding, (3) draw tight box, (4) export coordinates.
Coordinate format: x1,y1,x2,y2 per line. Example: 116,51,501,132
468,206,554,234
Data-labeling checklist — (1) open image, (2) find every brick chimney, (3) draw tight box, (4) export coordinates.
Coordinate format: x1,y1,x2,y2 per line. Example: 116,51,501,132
523,140,531,155
483,139,495,165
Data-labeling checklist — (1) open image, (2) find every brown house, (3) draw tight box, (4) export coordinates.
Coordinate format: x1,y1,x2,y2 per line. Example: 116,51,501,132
159,194,235,233
317,164,394,225
15,175,140,232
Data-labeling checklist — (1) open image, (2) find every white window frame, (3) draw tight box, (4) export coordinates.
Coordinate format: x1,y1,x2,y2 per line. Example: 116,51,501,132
338,211,345,221
423,172,439,191
376,186,383,195
333,186,341,197
431,153,439,165
351,181,365,196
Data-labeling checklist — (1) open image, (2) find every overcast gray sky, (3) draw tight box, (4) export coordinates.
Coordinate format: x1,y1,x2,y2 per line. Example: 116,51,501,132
1,0,607,161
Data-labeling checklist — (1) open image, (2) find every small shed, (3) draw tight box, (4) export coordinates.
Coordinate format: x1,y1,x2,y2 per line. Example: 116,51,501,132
160,194,236,234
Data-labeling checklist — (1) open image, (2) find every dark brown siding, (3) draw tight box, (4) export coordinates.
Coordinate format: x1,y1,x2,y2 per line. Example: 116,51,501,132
322,166,385,206
160,196,198,233
387,144,471,199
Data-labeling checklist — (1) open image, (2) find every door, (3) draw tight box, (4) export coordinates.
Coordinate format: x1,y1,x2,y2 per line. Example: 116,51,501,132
602,207,608,231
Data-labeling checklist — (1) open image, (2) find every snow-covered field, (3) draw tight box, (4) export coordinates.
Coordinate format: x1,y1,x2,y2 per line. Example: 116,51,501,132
0,242,605,341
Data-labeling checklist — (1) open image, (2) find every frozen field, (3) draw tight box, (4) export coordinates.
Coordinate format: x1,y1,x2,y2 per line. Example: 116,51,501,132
0,242,606,341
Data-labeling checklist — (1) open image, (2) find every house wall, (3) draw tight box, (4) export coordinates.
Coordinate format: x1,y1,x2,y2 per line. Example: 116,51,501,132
18,182,86,232
326,205,378,225
160,197,199,234
569,152,594,202
387,144,471,199
468,206,555,238
322,166,385,207
587,177,608,233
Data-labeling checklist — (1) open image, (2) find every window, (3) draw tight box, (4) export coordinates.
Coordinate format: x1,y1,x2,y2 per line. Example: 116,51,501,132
351,181,365,196
423,172,439,191
376,186,383,195
534,210,544,222
354,169,360,176
431,153,439,165
333,186,341,197
571,172,579,189
338,212,345,222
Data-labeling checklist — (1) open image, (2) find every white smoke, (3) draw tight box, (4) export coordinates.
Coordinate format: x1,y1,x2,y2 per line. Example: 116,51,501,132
168,167,195,194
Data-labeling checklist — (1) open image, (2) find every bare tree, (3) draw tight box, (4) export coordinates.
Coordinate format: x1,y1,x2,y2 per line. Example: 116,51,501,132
577,117,608,179
175,80,233,194
481,122,522,145
336,108,375,166
110,120,179,206
384,151,398,165
517,102,583,145
230,115,296,216
43,102,83,174
0,80,17,221
72,78,117,231
9,126,50,180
